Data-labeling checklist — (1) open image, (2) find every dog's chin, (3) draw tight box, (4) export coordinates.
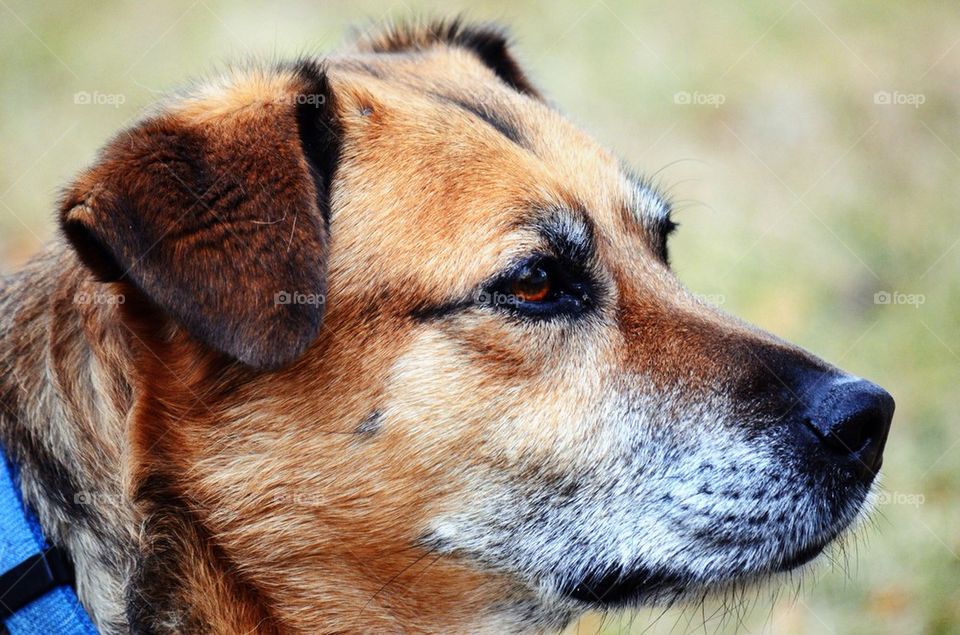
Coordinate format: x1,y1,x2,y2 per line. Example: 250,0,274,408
774,538,829,571
560,479,875,610
560,565,687,606
558,493,874,610
559,540,830,609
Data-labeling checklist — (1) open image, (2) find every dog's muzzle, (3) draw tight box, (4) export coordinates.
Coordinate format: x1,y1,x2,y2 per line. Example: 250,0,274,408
558,359,895,607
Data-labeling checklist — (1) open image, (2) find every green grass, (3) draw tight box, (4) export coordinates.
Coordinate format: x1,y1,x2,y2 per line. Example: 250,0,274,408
2,1,958,632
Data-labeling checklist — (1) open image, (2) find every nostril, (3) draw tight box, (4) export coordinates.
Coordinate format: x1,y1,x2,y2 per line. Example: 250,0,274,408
824,407,881,455
807,377,895,477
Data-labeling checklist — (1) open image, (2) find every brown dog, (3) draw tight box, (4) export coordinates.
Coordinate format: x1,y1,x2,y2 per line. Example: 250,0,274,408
0,19,894,634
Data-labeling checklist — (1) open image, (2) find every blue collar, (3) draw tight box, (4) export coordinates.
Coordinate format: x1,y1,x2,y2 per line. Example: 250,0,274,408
0,444,98,634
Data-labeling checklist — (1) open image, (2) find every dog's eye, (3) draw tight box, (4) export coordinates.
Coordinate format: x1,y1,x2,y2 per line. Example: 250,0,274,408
509,263,552,303
481,256,592,317
657,217,679,263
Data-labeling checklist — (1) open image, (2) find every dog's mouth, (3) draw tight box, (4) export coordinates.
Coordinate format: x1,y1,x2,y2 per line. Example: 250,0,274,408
560,537,835,608
561,565,685,606
774,539,828,571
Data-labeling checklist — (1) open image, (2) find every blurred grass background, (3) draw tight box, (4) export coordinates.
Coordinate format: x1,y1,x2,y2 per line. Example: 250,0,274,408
1,0,957,633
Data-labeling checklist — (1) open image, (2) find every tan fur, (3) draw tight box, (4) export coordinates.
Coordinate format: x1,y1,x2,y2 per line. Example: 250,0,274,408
0,20,885,635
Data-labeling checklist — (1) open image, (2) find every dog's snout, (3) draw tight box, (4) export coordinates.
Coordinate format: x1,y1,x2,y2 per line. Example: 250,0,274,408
804,377,895,479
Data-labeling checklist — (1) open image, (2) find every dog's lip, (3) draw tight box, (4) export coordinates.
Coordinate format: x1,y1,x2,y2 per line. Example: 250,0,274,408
563,539,831,606
562,565,684,606
775,539,828,571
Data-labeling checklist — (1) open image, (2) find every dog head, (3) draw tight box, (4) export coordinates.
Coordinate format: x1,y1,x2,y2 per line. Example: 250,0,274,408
58,20,894,633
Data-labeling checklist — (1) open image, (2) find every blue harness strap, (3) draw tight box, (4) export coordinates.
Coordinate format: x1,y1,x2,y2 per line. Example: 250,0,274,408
0,444,98,634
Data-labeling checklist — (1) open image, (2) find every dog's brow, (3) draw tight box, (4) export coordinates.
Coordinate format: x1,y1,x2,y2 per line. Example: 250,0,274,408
411,207,595,323
430,92,526,149
533,207,594,263
624,174,672,229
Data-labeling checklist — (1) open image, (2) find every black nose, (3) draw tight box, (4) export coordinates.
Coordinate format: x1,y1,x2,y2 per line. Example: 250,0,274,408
804,377,895,480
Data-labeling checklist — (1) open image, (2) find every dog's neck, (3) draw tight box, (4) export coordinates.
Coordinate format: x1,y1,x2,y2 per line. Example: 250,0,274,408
0,247,276,633
0,247,133,632
1,246,525,634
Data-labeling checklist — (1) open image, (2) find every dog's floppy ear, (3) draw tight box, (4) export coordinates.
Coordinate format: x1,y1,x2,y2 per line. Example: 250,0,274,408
59,62,339,370
356,18,542,98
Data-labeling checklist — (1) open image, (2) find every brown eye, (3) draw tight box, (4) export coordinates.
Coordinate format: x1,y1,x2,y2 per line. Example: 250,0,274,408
483,255,593,318
510,263,552,303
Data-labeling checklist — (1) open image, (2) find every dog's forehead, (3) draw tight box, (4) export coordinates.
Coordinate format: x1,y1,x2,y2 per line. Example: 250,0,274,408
326,51,667,249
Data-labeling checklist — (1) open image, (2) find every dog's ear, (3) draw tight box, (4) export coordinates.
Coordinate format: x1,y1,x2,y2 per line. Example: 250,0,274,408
356,18,542,98
59,62,339,370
